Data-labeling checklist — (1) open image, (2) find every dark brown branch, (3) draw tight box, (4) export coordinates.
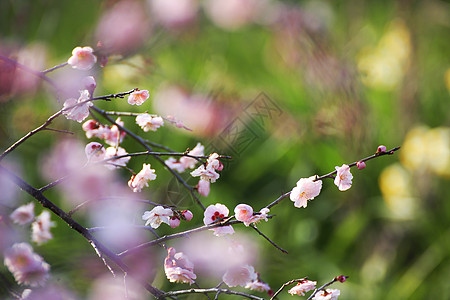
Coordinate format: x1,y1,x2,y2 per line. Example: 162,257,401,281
158,287,265,300
0,165,164,298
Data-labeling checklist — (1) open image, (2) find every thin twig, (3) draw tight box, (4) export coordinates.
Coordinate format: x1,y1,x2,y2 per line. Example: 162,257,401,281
42,62,68,73
158,287,265,300
270,277,308,300
266,147,401,208
91,105,207,210
250,224,288,254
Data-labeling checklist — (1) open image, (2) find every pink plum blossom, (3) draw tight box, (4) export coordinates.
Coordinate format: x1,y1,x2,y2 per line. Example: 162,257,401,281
4,243,50,287
104,147,130,169
31,211,55,245
82,119,102,138
136,113,164,132
62,90,92,123
203,0,261,30
290,176,322,208
191,153,221,183
377,145,387,153
245,207,270,226
127,89,149,105
164,247,197,284
203,204,234,236
169,216,181,228
288,280,317,296
142,206,173,229
165,157,187,173
312,289,341,300
128,163,157,192
10,203,35,225
197,179,210,197
356,161,366,170
234,204,253,224
181,210,193,221
179,143,204,170
85,142,105,162
222,265,258,287
334,164,353,191
103,118,126,147
67,46,97,70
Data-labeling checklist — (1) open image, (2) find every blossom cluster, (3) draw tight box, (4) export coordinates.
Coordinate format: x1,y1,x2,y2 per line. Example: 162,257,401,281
3,243,50,287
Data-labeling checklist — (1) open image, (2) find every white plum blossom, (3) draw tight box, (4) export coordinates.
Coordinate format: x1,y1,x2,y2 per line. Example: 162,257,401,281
164,247,197,284
165,157,187,173
142,206,173,229
4,243,50,287
10,203,35,225
222,265,258,287
244,207,270,227
288,280,317,296
245,279,271,292
290,176,323,208
127,89,149,105
128,164,157,192
203,203,234,236
334,164,353,191
103,118,126,147
312,289,341,300
197,179,210,197
31,211,55,245
104,147,130,169
62,90,92,123
67,46,97,70
136,114,164,132
84,142,105,162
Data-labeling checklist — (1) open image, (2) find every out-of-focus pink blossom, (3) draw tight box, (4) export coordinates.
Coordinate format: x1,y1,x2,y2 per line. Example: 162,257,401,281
288,280,317,296
82,76,96,96
62,90,92,123
67,46,97,70
85,142,105,162
312,288,341,300
31,211,55,245
246,278,271,292
128,163,157,192
10,203,35,225
334,164,353,191
96,0,151,55
197,179,210,197
127,89,150,105
181,210,193,221
356,161,366,170
150,0,198,28
169,216,181,228
203,203,234,236
104,147,130,169
203,0,262,30
222,264,257,287
142,206,173,229
136,113,164,132
290,176,323,208
4,243,50,287
166,115,191,130
164,247,197,284
234,204,253,223
377,145,387,153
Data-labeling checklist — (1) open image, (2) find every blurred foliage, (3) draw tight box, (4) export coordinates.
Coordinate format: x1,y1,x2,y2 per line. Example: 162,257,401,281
0,0,449,299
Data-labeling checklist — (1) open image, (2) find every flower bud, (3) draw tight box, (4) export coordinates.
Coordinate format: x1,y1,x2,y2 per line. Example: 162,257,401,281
181,210,193,221
356,161,366,170
169,216,180,228
336,275,348,283
377,145,387,153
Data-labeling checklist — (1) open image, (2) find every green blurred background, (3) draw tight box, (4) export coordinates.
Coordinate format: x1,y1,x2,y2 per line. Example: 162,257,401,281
1,0,449,299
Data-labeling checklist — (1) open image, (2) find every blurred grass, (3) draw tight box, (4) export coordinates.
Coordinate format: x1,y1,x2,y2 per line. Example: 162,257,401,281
1,0,449,299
